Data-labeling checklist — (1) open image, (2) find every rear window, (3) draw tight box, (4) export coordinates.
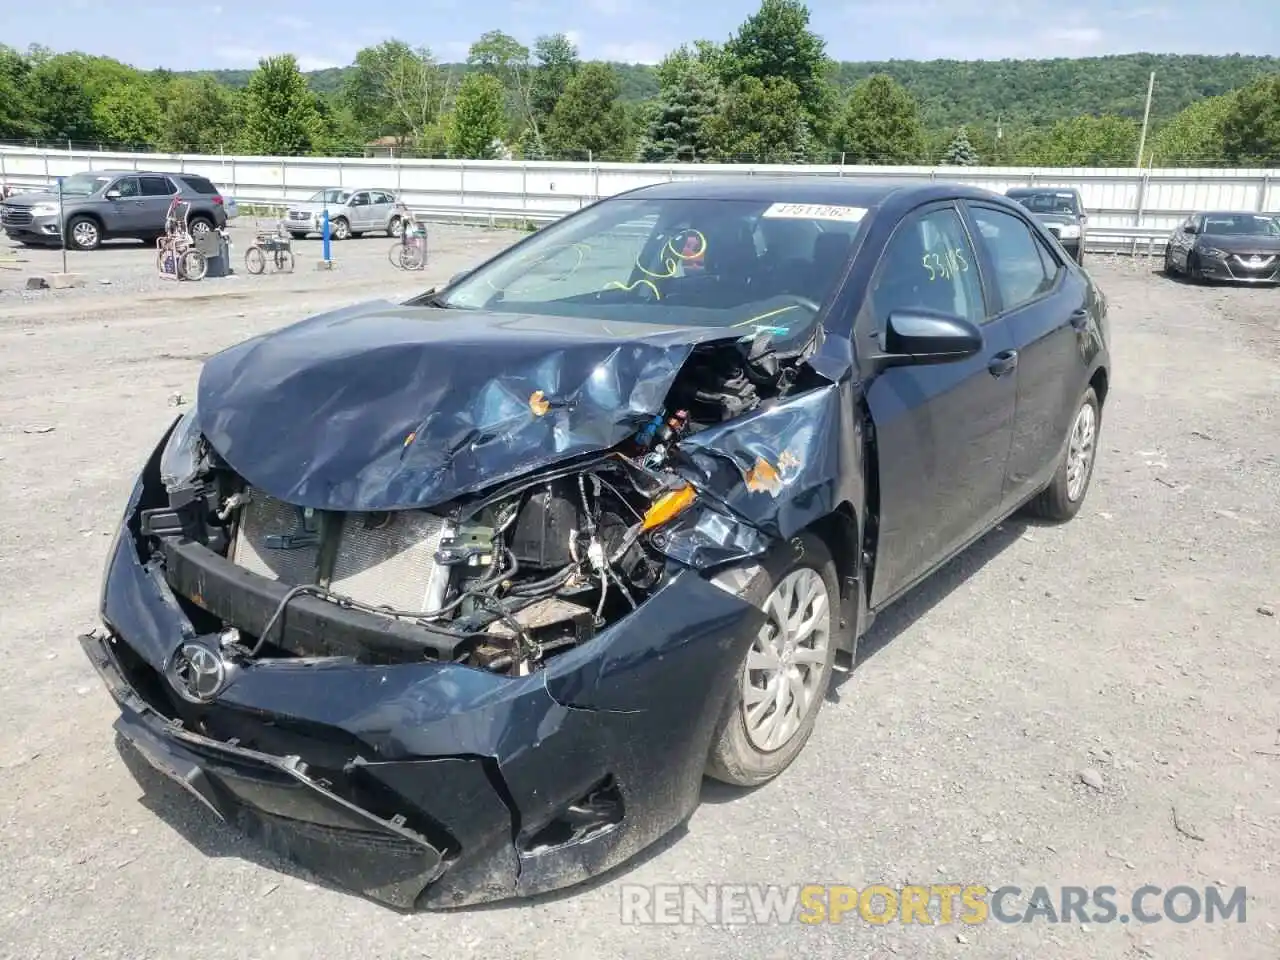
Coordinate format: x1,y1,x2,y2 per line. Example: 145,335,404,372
1011,191,1081,216
179,176,220,195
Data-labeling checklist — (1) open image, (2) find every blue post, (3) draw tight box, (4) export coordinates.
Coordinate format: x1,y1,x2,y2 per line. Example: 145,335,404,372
57,176,67,274
322,208,331,263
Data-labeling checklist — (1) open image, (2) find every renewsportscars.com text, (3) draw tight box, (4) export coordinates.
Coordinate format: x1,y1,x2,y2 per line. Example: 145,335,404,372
619,883,1247,926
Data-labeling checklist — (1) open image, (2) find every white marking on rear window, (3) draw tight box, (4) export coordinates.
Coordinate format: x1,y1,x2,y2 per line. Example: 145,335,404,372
762,202,867,222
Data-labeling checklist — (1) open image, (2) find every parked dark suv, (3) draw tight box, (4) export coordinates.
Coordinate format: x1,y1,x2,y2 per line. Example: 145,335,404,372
1,170,229,250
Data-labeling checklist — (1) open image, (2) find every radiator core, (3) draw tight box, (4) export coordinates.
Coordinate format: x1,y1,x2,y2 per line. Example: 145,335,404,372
229,491,449,613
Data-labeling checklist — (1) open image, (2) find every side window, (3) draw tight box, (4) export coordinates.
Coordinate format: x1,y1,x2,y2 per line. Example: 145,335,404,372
140,176,175,196
970,206,1056,312
870,205,985,328
349,191,370,206
373,191,394,204
112,177,140,198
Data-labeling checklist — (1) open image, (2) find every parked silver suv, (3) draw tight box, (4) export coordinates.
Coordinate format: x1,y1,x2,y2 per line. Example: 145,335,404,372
1,170,229,250
284,188,406,240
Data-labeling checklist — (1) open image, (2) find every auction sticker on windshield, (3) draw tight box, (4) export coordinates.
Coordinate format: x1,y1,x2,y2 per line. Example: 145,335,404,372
763,203,868,222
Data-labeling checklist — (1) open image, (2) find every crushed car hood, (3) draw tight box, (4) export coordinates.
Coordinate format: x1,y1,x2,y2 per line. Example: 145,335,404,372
196,300,750,512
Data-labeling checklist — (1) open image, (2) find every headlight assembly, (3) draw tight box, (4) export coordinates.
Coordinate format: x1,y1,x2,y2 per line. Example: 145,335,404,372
31,202,60,217
1200,246,1227,259
1058,224,1081,239
159,406,205,491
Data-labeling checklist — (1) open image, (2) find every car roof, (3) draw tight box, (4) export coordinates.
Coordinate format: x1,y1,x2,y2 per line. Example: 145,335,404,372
1197,210,1276,217
1005,186,1081,196
619,176,1004,210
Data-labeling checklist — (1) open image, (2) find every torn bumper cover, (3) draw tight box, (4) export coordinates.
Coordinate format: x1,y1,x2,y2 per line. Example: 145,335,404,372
85,463,767,908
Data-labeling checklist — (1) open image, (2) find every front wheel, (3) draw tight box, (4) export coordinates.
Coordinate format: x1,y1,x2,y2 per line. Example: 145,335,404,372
275,248,295,272
66,216,102,251
1024,386,1100,523
706,532,839,787
397,243,425,271
244,246,266,275
330,217,351,241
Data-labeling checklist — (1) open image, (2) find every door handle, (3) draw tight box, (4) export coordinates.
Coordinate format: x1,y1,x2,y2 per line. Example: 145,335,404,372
988,350,1018,378
1069,307,1089,330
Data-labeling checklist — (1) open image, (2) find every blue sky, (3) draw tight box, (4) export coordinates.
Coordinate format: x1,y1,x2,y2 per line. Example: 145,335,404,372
9,0,1279,70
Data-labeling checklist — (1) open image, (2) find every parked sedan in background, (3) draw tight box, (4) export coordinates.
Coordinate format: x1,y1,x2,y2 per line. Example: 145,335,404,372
1163,210,1280,284
284,187,406,240
1005,187,1088,263
81,178,1109,910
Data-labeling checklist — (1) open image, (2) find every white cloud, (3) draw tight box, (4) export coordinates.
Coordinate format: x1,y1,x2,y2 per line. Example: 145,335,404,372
599,41,665,64
297,54,342,70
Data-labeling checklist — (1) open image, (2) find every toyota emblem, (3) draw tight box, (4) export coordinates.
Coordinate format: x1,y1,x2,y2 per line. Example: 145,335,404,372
172,642,226,702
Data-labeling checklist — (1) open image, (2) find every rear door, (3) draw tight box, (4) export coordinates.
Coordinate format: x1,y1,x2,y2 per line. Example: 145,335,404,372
371,191,395,231
860,201,1019,607
138,175,179,234
964,201,1090,506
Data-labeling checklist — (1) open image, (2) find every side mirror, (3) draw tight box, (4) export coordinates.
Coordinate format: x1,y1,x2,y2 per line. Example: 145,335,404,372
105,189,121,200
874,310,983,368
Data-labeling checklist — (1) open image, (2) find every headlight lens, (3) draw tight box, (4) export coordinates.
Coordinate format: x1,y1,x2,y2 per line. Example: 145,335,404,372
31,202,59,216
1058,224,1081,239
1200,246,1227,259
159,406,204,490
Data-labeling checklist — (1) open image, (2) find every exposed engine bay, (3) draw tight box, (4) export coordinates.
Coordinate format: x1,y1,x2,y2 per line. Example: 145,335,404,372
142,331,813,678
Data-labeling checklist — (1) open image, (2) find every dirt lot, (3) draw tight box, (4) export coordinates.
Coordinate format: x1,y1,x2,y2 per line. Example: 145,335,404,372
0,229,1276,959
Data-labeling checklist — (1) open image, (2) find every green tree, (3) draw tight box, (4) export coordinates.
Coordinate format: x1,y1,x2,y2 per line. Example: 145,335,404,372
832,75,924,164
1221,73,1280,165
239,54,324,155
647,50,721,162
544,62,632,160
942,126,980,166
1039,115,1139,166
704,75,811,163
468,30,540,147
93,79,163,148
342,41,449,146
529,33,579,121
718,0,836,142
0,46,38,140
162,76,237,152
448,73,506,158
29,55,97,143
1151,94,1235,166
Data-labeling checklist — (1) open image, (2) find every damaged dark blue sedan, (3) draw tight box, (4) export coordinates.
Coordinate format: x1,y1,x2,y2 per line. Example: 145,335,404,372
80,178,1111,909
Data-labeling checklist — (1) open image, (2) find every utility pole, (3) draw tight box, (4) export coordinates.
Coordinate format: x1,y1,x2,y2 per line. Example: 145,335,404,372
1135,71,1155,168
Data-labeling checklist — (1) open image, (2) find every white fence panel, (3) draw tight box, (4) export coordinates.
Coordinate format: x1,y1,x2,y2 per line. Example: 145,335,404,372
3,145,1279,250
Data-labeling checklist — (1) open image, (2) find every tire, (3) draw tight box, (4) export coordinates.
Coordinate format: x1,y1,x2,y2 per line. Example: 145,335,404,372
330,217,350,241
1024,386,1100,523
276,248,295,273
66,215,102,251
180,249,208,282
388,216,404,238
1187,251,1202,283
397,244,425,271
244,246,266,275
706,531,839,787
289,231,307,241
1163,247,1176,276
188,217,214,242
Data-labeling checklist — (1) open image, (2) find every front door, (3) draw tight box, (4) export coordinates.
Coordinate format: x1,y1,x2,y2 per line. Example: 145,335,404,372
858,202,1019,607
347,191,373,231
103,176,145,233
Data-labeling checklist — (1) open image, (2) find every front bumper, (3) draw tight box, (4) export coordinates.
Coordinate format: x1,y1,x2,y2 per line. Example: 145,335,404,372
1195,253,1280,283
2,212,62,243
82,453,764,908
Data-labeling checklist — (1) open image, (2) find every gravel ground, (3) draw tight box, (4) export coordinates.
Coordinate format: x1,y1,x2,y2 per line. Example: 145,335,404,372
0,237,1277,959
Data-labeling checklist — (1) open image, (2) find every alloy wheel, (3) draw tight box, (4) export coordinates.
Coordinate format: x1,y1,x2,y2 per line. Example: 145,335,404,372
1066,401,1097,502
741,567,832,752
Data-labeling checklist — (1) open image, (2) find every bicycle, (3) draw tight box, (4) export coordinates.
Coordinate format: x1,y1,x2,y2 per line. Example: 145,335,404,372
388,204,427,271
156,197,208,281
244,219,295,275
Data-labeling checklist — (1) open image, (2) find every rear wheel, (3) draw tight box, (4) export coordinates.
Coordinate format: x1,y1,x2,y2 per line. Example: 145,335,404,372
1024,386,1100,523
188,217,213,242
244,246,266,275
180,249,208,281
706,532,839,787
275,248,295,272
397,243,425,271
388,216,404,238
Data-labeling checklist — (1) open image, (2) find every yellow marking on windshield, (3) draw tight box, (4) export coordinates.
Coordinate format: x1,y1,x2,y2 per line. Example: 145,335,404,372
601,229,707,299
603,277,662,299
731,304,801,328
